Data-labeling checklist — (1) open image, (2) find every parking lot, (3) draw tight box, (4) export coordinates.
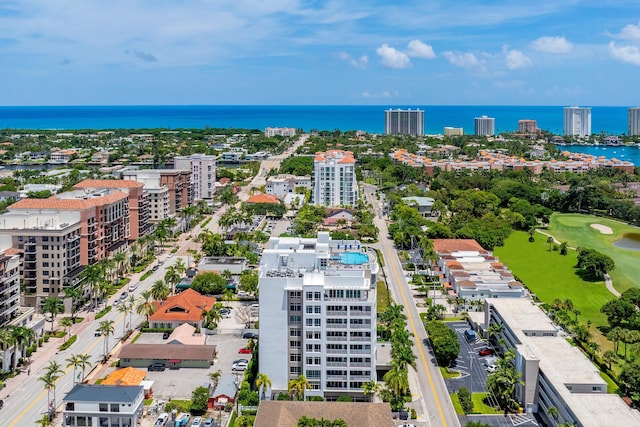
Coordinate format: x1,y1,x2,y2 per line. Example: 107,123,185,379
443,321,539,427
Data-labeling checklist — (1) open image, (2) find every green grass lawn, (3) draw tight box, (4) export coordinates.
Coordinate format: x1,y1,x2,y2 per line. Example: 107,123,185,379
376,280,391,312
494,230,614,329
451,392,502,415
547,213,640,293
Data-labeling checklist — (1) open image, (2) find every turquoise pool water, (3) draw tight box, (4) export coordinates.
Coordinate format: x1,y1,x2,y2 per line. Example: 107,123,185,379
340,252,369,265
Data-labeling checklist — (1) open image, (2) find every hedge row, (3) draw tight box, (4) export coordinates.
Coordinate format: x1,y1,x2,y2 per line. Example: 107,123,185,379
60,335,77,351
95,306,112,320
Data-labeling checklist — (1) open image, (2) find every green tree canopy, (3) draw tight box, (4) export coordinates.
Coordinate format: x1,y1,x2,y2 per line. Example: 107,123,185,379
190,272,227,295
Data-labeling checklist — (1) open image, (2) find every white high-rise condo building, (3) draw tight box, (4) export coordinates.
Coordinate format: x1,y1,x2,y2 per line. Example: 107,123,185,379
563,106,591,137
628,107,640,136
474,115,495,136
384,108,424,136
174,154,217,200
258,232,378,400
313,150,358,207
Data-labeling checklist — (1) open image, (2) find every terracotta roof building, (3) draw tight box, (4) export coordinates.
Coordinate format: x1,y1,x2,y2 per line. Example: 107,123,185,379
433,239,525,305
254,401,394,427
246,193,280,204
313,150,358,207
74,179,151,239
148,288,217,329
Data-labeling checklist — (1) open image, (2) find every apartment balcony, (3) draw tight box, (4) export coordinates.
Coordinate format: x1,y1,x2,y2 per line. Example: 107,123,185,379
24,254,36,262
348,362,371,368
325,348,347,354
350,311,371,316
325,324,347,329
349,337,371,342
23,262,37,271
349,375,372,381
326,311,347,316
349,349,371,355
326,374,347,381
325,362,347,368
349,324,372,329
326,336,348,342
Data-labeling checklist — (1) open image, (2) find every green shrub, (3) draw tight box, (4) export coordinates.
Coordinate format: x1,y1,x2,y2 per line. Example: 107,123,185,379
95,306,112,320
336,395,352,402
60,335,78,351
458,387,473,414
140,271,152,281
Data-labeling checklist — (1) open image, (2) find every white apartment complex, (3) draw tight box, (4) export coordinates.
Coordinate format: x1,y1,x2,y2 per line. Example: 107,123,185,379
265,127,296,138
482,298,640,427
444,127,463,137
313,150,358,207
628,107,640,136
174,154,217,200
384,109,424,136
564,106,592,137
474,115,495,136
259,233,378,400
266,174,312,198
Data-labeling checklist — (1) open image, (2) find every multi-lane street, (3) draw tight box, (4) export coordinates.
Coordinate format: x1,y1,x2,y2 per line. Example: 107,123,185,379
0,253,185,427
363,183,461,427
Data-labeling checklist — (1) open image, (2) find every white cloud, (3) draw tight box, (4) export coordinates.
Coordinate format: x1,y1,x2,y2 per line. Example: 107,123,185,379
406,39,436,59
442,51,482,68
337,52,368,68
609,42,640,65
503,47,532,69
530,36,573,54
376,44,411,69
612,21,640,41
360,90,398,98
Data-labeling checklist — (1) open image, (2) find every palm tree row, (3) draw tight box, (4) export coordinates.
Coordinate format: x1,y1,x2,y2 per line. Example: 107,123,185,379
0,325,36,371
485,348,524,412
374,303,415,410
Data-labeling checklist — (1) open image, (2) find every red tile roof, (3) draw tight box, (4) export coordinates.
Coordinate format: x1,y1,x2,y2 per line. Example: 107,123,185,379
432,239,488,254
246,193,280,204
149,288,217,323
74,179,144,189
9,191,128,210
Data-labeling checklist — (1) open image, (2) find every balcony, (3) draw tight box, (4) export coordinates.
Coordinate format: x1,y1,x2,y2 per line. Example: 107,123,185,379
349,324,372,329
348,349,371,354
326,374,347,380
325,362,347,367
325,348,347,354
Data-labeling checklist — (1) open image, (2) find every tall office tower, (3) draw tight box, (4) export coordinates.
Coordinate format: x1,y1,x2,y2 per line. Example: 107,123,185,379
313,150,358,207
563,106,592,137
174,154,217,200
259,232,378,400
518,120,538,133
629,107,640,136
384,108,424,136
474,115,495,136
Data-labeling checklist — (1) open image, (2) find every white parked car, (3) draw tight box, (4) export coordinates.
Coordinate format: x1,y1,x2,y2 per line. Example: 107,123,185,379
154,412,169,426
232,361,248,371
486,364,498,373
191,416,203,427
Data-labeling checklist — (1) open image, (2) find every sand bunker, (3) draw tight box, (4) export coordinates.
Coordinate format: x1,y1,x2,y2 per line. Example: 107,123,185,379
591,223,613,234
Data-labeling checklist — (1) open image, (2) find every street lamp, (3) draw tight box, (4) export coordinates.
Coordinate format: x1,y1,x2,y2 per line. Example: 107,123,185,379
234,370,241,418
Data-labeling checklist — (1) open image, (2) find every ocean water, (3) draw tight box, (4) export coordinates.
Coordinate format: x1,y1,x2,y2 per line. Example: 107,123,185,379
0,105,631,135
0,105,637,164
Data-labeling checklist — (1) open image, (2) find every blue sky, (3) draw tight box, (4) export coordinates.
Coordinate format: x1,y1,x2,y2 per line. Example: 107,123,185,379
1,0,639,106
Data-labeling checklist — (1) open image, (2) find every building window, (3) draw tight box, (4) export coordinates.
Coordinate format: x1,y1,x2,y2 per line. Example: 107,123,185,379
99,403,108,412
290,341,301,348
290,330,301,337
290,354,301,362
290,366,301,375
306,292,313,301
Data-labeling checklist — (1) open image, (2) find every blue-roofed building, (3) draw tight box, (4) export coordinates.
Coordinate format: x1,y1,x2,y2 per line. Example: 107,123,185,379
62,384,144,427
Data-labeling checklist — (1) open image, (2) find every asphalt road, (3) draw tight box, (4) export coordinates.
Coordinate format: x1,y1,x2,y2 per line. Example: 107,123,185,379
363,183,461,427
0,254,186,427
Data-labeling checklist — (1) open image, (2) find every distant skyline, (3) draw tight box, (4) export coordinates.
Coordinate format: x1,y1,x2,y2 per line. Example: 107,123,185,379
1,1,640,106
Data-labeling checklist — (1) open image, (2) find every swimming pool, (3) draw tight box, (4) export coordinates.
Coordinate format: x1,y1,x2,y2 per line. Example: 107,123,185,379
340,252,369,265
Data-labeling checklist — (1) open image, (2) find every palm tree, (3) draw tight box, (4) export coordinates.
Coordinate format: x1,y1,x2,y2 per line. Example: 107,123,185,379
603,350,618,370
164,265,180,294
98,320,115,358
82,264,103,308
201,303,223,331
209,369,222,388
60,317,74,343
35,414,53,427
488,322,504,347
42,297,64,333
113,251,128,277
0,328,14,371
174,257,187,276
255,372,272,400
117,303,130,336
361,379,381,402
41,360,64,413
546,235,555,251
288,375,311,401
64,286,83,322
151,279,170,301
391,345,416,370
222,289,234,305
11,326,33,370
136,290,157,325
66,353,92,384
383,364,409,403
